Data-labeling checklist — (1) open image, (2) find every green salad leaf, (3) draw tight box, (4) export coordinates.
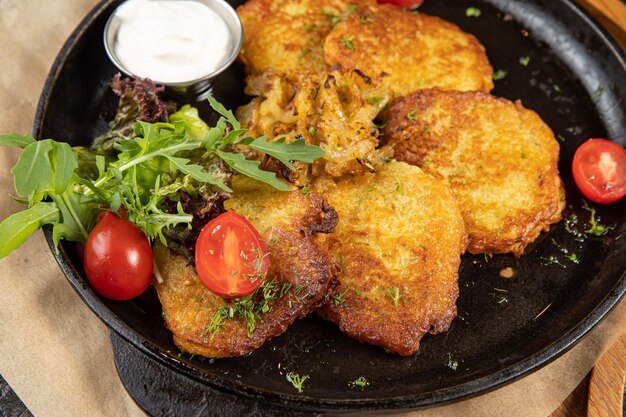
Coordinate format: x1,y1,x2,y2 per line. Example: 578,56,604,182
0,97,326,259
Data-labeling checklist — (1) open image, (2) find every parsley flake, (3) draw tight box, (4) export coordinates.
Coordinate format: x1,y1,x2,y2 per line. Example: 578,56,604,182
519,56,530,66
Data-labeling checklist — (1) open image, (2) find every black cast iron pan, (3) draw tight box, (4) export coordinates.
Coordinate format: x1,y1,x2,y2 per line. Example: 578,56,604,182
33,0,626,414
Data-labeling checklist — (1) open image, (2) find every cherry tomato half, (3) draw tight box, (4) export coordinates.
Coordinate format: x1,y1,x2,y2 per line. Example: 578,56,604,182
83,211,153,300
572,138,626,204
377,0,424,8
195,211,269,299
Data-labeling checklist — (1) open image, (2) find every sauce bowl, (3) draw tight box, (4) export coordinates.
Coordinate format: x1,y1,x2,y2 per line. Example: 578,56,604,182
103,0,243,100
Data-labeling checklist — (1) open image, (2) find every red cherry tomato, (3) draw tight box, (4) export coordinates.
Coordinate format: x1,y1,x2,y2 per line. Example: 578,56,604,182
83,211,153,300
377,0,424,8
195,211,269,299
572,138,626,204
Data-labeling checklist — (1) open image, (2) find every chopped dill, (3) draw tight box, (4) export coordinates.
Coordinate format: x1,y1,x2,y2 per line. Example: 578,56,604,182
556,134,566,142
337,253,348,271
386,287,401,305
340,35,354,49
301,184,311,196
354,289,362,296
465,7,481,17
540,256,566,269
582,200,615,236
367,96,383,105
490,291,509,305
566,253,580,264
280,283,292,298
351,376,369,391
406,109,418,122
492,69,508,81
353,184,376,219
446,353,459,371
205,278,290,338
308,126,316,137
332,289,348,306
395,176,404,195
287,372,309,393
553,84,561,93
519,56,530,66
593,86,604,100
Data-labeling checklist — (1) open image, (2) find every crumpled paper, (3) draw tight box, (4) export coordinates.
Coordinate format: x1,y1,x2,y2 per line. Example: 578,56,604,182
0,1,624,416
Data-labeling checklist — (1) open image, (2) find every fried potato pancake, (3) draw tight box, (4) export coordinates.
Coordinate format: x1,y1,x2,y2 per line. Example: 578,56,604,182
154,177,338,358
382,89,565,255
237,69,393,179
324,3,494,96
314,161,467,356
237,0,375,75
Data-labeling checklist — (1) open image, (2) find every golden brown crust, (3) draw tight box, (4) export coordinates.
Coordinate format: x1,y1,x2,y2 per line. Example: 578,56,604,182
323,3,494,96
382,89,565,255
237,0,375,76
154,178,338,358
314,161,467,356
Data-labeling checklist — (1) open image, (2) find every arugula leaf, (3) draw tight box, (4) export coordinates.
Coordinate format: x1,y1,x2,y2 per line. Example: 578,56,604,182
0,133,36,148
52,141,78,194
248,136,326,170
0,202,59,258
11,140,54,201
207,96,241,130
165,155,231,192
50,178,93,246
215,150,291,191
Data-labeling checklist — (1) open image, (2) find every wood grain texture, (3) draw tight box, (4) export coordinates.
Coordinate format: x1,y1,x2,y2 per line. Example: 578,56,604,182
578,0,626,49
587,333,626,417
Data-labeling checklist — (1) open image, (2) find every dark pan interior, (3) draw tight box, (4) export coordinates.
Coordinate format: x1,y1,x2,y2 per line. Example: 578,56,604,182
35,0,626,412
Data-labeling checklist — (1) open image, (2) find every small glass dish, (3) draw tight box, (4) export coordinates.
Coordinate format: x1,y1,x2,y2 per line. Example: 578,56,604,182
103,0,243,100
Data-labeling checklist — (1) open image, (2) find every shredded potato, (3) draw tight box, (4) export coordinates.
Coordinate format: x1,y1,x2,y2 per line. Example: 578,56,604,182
236,69,394,182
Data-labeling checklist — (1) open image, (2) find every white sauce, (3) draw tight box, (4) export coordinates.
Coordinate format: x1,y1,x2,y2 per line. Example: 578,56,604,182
112,0,233,83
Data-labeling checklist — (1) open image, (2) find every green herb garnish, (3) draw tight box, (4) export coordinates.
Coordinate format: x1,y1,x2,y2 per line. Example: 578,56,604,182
492,69,508,81
446,353,459,370
386,287,401,305
205,278,291,337
466,7,481,17
287,372,309,393
351,376,369,390
0,97,326,257
332,289,348,306
582,200,615,236
519,56,530,66
340,36,355,49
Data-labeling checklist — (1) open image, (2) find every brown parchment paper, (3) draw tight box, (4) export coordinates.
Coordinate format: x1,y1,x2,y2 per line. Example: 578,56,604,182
0,1,624,416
